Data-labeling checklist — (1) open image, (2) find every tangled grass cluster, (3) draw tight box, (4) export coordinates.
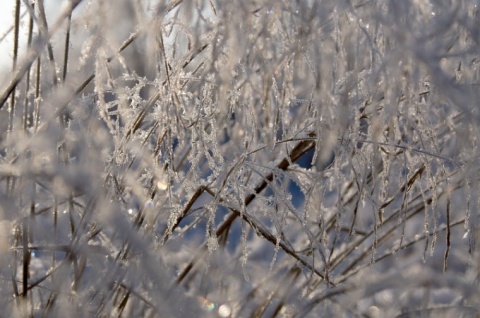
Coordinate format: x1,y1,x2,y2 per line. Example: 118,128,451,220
1,0,480,316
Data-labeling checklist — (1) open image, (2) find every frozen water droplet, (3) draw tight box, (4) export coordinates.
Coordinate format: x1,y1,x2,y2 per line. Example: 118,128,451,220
218,304,232,317
157,180,168,191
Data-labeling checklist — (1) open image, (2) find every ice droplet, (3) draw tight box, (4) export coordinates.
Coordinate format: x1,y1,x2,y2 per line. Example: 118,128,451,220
218,304,232,317
157,180,168,191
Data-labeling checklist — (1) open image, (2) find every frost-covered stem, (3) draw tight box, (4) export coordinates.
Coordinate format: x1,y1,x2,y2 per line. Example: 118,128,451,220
0,0,83,109
176,136,318,284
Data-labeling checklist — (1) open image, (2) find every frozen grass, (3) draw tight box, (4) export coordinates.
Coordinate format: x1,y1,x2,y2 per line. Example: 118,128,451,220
1,0,480,316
